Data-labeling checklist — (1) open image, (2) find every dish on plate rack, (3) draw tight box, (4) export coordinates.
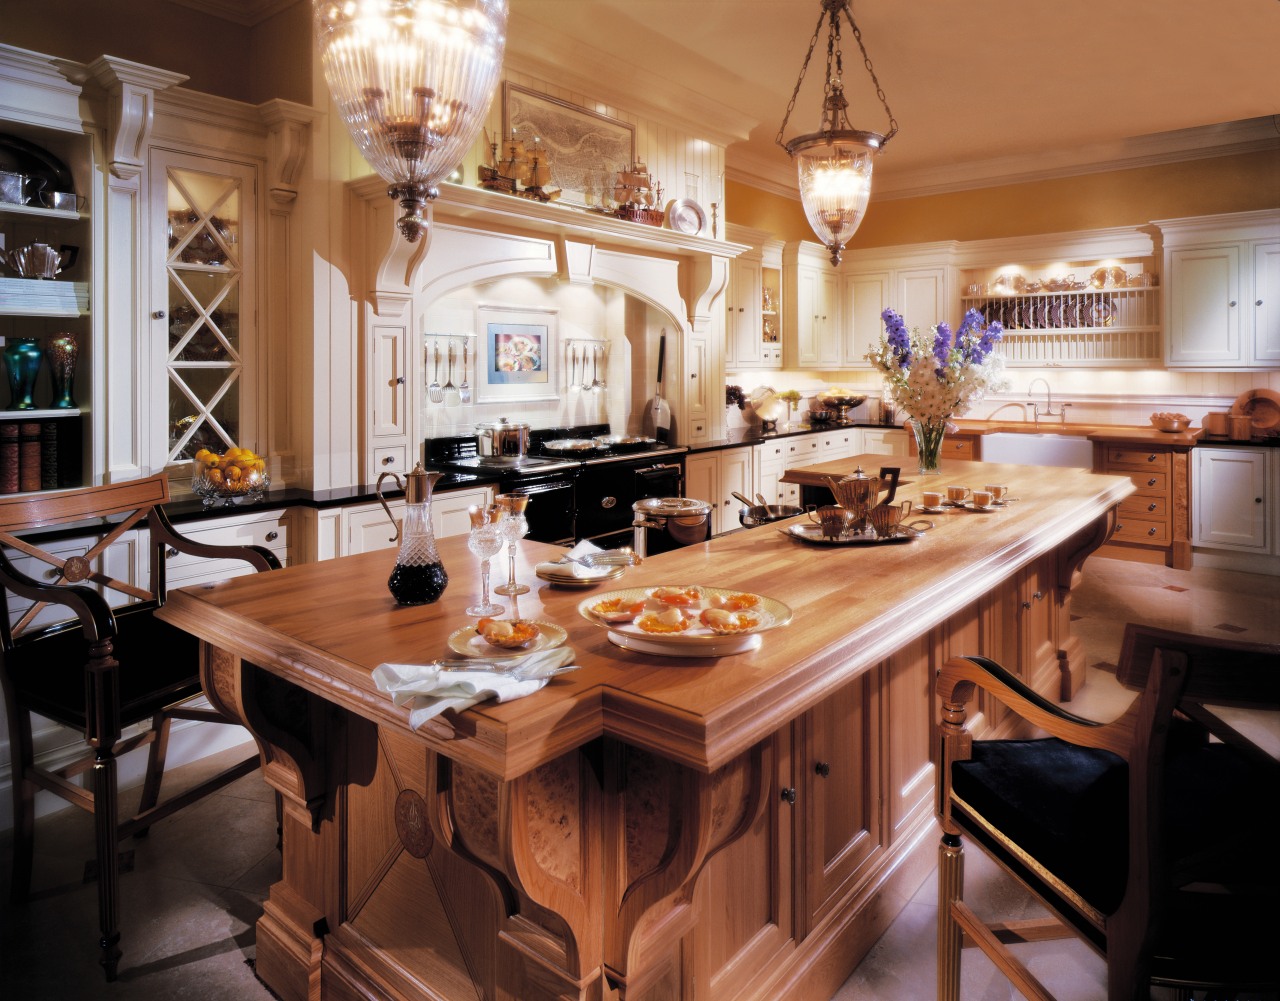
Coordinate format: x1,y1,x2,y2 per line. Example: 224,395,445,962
447,621,568,658
577,585,793,658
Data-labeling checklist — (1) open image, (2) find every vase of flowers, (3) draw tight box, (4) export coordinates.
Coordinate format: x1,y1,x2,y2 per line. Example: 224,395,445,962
866,307,1007,475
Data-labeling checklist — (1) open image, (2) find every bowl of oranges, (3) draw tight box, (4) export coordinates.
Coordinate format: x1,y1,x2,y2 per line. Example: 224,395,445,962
191,446,270,507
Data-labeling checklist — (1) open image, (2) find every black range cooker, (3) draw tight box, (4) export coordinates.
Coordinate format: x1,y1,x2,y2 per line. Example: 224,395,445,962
424,423,688,547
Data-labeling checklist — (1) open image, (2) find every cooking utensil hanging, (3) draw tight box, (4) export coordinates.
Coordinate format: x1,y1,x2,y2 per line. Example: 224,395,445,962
428,342,443,403
443,341,460,405
648,330,672,443
459,341,471,404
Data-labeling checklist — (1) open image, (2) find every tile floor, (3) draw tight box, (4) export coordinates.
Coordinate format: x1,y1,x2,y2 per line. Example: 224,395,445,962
1,556,1276,1000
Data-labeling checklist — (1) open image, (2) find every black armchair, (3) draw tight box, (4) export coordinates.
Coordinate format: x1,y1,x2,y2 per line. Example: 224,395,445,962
0,473,280,980
936,623,1279,1000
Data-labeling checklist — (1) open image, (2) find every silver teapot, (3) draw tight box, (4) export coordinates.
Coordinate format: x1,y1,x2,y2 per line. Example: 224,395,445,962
826,465,901,531
2,241,78,279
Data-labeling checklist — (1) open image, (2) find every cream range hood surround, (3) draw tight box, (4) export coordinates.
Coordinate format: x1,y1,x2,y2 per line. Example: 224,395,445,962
347,178,745,483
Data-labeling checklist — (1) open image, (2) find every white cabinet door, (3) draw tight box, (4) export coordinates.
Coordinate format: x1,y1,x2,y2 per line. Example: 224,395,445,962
1193,447,1267,550
688,447,754,536
861,429,909,457
755,442,788,506
842,272,889,367
432,485,494,539
1253,242,1280,365
686,332,710,441
684,453,719,533
1167,245,1242,366
897,267,947,330
726,256,764,369
816,428,859,463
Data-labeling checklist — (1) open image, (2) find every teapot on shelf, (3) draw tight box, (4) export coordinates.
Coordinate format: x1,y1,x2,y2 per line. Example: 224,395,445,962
1,241,78,279
826,465,901,532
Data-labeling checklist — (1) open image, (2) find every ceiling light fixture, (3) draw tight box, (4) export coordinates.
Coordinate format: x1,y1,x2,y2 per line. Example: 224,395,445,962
776,0,897,266
314,0,508,242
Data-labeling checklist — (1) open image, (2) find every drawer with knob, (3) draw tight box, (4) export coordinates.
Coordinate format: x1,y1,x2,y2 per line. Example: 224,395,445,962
163,511,292,584
1112,517,1170,546
1105,446,1171,473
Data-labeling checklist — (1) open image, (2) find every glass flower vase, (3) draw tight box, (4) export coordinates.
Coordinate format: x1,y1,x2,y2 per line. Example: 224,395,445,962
911,418,948,476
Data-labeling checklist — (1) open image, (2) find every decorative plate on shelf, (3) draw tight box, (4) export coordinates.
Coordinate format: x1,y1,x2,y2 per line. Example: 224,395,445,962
665,198,706,237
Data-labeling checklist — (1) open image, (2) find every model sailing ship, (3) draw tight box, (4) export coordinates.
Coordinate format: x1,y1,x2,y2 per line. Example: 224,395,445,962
612,159,664,226
478,130,560,202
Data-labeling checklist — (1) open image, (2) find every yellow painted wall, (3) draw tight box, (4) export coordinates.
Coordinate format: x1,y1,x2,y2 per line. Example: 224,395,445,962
729,150,1280,247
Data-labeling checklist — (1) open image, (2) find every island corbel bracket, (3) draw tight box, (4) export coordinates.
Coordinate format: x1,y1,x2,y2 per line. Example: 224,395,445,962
602,740,769,999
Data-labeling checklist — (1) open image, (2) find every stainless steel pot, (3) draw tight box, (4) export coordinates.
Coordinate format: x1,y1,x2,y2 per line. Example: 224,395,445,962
632,497,712,557
475,417,530,458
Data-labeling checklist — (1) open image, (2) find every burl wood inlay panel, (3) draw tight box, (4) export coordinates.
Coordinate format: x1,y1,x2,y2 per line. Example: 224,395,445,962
452,761,501,866
525,755,583,892
624,747,675,876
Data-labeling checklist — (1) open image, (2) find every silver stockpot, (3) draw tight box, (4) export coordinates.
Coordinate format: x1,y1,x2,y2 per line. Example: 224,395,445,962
475,417,530,458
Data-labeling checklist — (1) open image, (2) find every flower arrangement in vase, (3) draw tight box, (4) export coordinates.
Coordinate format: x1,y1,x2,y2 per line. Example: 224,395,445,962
865,308,1007,474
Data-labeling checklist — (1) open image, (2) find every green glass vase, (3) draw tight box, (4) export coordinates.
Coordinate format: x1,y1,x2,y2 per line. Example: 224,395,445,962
4,338,43,410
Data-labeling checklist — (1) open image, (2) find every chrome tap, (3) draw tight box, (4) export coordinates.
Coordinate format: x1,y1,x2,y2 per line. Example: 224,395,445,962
1028,378,1070,425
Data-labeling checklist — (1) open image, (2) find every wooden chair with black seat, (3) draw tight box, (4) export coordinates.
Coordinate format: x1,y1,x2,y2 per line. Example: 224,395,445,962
0,472,281,981
935,624,1280,1001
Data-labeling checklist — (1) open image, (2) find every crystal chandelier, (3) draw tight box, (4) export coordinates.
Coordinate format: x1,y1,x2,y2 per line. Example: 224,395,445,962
776,0,897,266
314,0,508,242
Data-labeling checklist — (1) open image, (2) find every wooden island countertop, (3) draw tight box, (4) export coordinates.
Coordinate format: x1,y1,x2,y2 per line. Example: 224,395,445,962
157,456,1132,1001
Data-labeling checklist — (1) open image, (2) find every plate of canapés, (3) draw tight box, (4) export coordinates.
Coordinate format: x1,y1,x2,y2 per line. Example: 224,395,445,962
447,619,568,658
577,585,792,657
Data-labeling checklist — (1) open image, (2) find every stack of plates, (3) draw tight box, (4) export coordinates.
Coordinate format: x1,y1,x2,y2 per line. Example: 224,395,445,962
534,563,625,588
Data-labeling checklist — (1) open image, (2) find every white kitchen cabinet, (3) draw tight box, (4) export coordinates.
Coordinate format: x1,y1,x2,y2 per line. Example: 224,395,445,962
1192,447,1267,551
687,446,753,536
339,485,493,556
725,253,764,369
841,254,950,368
784,243,840,368
861,428,909,457
815,427,859,464
164,509,292,587
754,440,789,507
1159,211,1280,370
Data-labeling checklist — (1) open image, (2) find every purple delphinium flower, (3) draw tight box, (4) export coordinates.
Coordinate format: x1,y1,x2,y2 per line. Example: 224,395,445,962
933,322,952,376
882,308,911,368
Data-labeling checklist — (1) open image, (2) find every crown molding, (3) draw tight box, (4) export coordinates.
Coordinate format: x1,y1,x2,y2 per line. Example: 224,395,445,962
504,13,757,151
730,117,1280,203
167,0,297,27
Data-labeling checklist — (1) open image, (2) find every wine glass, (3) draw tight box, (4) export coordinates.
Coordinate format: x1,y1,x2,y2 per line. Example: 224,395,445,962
465,504,505,616
492,493,530,596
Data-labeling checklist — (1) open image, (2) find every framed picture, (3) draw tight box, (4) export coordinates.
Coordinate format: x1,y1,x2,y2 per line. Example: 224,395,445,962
475,304,558,403
503,83,636,208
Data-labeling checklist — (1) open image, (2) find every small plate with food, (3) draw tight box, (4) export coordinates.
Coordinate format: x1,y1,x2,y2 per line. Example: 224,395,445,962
448,619,568,658
577,585,791,657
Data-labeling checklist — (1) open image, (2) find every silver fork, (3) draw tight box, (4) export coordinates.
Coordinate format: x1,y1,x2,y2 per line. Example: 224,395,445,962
443,341,460,406
459,342,471,404
558,549,642,567
428,343,443,403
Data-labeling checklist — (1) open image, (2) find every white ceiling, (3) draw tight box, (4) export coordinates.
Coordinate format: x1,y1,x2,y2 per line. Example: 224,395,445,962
509,0,1280,197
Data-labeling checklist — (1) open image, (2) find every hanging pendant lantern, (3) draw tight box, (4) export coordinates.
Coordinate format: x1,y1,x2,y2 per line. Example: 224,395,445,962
776,0,897,266
314,0,508,242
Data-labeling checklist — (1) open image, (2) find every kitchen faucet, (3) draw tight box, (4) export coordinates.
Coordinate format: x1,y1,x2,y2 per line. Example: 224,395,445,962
1028,378,1071,425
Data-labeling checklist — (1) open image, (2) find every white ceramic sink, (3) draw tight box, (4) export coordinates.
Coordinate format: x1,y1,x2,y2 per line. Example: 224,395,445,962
982,432,1094,468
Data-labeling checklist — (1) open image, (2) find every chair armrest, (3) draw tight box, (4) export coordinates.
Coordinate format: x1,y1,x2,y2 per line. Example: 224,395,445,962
938,654,1136,758
150,507,282,573
0,548,116,643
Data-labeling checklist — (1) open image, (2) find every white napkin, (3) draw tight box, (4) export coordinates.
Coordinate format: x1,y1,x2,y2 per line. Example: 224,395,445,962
372,646,575,730
534,538,613,580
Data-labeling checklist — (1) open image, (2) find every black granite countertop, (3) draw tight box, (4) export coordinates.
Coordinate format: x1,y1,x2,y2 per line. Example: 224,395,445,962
1195,433,1280,449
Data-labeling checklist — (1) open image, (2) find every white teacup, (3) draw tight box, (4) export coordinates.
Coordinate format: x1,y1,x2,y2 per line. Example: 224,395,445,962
945,485,970,505
922,490,944,509
984,484,1009,504
971,489,995,509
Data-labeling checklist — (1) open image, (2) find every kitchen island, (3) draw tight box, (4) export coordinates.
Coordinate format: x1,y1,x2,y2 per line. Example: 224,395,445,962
158,456,1132,1001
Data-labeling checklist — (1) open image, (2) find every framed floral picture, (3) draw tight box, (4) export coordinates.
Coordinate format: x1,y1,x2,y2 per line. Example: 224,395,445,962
503,83,635,208
475,304,558,403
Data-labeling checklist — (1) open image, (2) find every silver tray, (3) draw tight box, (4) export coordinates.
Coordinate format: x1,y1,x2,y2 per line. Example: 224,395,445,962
778,523,921,546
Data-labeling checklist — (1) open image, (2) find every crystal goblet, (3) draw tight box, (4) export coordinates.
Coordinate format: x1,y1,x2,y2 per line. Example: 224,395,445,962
493,493,530,596
465,504,505,616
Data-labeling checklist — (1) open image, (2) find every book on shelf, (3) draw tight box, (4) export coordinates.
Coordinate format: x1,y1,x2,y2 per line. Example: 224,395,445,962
0,423,17,494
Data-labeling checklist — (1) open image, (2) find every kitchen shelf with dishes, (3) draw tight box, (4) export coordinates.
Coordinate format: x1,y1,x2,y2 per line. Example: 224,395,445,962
959,264,1160,367
1,126,92,494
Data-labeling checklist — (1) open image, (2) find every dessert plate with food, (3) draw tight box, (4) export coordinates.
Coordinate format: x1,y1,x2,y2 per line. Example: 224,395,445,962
577,585,792,657
448,618,568,658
